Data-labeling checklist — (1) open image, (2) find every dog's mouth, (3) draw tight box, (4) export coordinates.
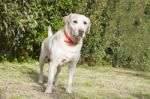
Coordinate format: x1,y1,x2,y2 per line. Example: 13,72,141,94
71,30,84,38
72,34,83,38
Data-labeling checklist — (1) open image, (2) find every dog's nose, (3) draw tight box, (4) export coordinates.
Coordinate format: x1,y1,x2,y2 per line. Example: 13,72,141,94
78,29,84,36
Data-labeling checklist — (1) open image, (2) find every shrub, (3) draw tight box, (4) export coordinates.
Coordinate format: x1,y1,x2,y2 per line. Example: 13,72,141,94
0,0,150,71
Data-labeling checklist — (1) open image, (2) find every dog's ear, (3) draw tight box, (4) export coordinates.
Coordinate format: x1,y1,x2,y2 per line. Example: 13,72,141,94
63,15,69,25
87,19,91,34
63,13,72,25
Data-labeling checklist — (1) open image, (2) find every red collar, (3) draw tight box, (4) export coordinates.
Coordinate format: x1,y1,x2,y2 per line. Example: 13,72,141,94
64,30,78,45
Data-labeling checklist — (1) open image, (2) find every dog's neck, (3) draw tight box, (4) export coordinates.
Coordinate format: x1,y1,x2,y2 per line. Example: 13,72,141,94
64,28,79,46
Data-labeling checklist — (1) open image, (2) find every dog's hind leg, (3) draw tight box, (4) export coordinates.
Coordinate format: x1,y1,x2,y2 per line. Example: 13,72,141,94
38,52,46,84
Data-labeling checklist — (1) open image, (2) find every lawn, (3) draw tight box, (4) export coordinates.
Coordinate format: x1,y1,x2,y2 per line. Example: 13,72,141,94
0,62,150,99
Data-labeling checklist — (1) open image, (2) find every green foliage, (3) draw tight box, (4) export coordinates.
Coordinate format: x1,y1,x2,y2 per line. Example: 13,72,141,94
0,0,150,71
0,1,53,61
104,0,150,71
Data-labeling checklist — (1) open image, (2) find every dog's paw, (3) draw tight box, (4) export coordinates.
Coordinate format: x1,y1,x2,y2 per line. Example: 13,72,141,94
66,88,72,94
38,80,43,84
45,89,52,93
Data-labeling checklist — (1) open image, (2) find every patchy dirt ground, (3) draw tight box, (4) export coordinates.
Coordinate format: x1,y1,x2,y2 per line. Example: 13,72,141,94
0,62,150,99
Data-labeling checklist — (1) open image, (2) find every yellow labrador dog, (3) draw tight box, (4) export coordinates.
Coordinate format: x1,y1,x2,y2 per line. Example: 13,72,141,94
38,13,91,93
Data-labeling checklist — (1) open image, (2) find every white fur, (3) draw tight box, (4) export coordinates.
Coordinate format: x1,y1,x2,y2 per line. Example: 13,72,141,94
38,13,91,93
48,25,52,37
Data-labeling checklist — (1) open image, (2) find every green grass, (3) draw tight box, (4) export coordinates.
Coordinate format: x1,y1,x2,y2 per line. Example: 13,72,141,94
0,62,150,99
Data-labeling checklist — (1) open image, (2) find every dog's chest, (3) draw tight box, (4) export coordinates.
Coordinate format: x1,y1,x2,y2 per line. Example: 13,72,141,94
59,50,80,66
52,45,80,65
60,48,79,60
51,39,82,65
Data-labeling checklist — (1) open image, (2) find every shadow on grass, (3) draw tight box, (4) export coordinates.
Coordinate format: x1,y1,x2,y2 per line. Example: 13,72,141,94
16,65,84,98
131,92,150,99
51,84,85,99
0,88,6,99
17,65,47,83
115,70,150,80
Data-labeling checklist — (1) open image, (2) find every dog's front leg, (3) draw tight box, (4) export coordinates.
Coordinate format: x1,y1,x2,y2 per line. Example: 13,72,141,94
53,66,61,85
45,62,58,93
66,63,77,93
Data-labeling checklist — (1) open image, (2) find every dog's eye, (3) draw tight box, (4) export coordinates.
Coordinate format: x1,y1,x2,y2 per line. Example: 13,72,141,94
83,21,87,25
73,20,77,24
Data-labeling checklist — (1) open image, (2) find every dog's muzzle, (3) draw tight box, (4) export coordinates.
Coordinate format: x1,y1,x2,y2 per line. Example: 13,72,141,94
78,28,84,37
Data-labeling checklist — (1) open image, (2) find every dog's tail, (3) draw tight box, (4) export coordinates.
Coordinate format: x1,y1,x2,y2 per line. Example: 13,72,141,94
48,25,53,37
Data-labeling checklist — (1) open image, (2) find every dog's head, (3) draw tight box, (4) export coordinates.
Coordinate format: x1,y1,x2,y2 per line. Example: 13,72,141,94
63,13,91,38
